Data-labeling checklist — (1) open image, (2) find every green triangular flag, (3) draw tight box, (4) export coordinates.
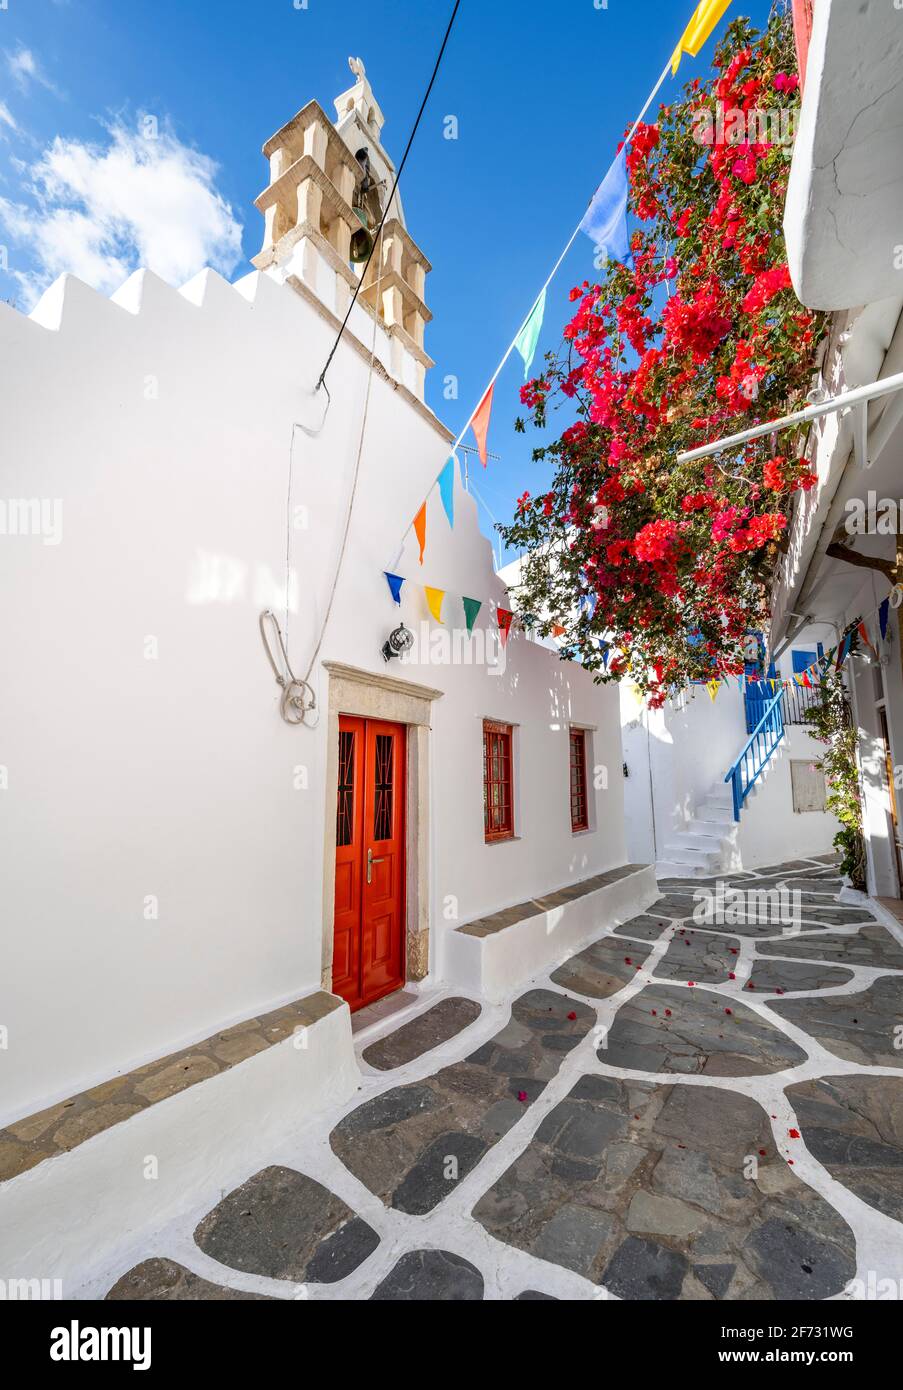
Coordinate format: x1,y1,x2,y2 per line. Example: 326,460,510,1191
462,596,482,635
514,287,546,379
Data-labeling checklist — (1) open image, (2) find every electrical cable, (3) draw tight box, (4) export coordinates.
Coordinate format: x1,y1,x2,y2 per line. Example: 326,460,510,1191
314,0,461,393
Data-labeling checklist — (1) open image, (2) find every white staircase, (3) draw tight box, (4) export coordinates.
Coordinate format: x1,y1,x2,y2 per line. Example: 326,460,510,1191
656,784,738,879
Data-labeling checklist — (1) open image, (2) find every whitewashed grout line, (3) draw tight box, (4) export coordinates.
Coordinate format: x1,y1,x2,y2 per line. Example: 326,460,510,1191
79,857,903,1301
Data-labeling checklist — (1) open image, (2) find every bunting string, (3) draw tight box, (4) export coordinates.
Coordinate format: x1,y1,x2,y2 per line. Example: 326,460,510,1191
383,569,514,645
387,0,735,574
741,582,903,692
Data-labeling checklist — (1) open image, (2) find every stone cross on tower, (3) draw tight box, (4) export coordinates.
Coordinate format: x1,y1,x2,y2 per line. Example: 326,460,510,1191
251,58,434,401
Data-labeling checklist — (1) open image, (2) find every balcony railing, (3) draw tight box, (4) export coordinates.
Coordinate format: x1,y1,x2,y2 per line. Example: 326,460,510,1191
745,679,820,733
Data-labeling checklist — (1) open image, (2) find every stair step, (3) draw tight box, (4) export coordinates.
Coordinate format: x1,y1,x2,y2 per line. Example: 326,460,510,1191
689,817,734,837
700,800,737,822
672,830,725,850
662,846,721,871
655,860,712,880
705,789,734,807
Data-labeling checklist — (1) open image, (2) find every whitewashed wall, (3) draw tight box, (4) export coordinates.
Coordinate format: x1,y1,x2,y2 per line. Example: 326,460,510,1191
734,726,839,868
620,622,840,869
621,683,747,862
0,265,625,1124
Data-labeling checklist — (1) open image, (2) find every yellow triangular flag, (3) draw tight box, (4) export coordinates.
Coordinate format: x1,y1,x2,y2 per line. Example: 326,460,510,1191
707,679,720,702
671,0,733,75
424,586,445,624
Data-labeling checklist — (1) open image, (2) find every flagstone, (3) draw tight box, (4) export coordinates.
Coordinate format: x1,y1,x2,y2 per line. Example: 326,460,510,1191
330,990,595,1213
106,1258,277,1301
473,1077,854,1298
758,923,903,970
782,879,844,894
770,977,903,1068
369,1249,483,1301
796,906,880,926
653,928,740,984
744,958,854,993
550,936,653,999
600,985,808,1075
613,912,673,941
785,1075,903,1224
361,997,482,1071
193,1166,380,1283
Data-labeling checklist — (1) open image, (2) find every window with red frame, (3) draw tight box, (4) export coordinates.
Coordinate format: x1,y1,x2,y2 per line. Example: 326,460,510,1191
483,721,514,842
569,728,589,833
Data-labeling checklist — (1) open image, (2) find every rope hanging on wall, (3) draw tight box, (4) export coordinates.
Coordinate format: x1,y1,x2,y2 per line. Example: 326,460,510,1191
259,610,317,726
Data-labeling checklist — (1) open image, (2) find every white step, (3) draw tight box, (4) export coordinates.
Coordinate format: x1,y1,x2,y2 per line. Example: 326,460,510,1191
689,816,733,837
706,787,734,806
655,859,712,880
699,799,737,823
673,830,726,850
661,845,721,873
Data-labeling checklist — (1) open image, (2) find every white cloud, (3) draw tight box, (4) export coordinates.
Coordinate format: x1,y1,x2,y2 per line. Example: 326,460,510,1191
0,102,18,135
6,46,58,95
0,118,244,305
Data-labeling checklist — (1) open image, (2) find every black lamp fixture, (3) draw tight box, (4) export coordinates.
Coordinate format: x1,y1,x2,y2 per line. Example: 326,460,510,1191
381,623,414,663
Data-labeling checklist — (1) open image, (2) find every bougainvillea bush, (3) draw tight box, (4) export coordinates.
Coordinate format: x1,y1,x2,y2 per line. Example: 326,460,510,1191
501,12,823,706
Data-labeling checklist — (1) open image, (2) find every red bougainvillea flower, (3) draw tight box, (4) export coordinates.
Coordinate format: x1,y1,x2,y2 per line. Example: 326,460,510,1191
634,518,678,564
762,455,817,493
499,11,822,700
742,263,792,313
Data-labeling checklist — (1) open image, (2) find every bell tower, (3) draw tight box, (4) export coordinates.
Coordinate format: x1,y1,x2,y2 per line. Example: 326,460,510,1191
252,57,434,400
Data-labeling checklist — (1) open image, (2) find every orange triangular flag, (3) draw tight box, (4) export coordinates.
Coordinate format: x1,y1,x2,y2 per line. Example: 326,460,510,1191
413,502,427,564
424,586,445,624
471,384,494,467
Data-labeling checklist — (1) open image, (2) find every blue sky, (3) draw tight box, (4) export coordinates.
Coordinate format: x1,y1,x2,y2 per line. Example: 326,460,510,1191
1,0,773,554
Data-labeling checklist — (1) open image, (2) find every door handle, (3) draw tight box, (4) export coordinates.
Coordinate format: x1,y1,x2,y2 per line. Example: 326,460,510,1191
367,848,387,884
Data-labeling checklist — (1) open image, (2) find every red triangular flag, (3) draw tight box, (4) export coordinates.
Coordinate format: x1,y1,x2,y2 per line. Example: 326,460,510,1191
497,607,514,647
413,503,427,565
802,672,812,688
858,620,877,656
471,384,494,467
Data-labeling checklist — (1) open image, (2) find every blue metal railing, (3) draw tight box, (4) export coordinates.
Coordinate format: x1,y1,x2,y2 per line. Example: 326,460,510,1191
725,689,785,822
745,679,819,733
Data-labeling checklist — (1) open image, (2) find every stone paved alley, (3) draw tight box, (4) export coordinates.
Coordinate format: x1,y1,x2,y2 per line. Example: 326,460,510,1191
101,857,903,1301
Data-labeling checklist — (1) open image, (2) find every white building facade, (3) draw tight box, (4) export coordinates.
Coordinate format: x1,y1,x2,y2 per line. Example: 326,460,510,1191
773,0,903,905
0,62,651,1285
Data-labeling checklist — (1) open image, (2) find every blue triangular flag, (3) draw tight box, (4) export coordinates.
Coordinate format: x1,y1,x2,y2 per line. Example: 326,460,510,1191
579,149,632,267
599,640,610,670
438,457,455,529
880,598,890,641
384,572,405,606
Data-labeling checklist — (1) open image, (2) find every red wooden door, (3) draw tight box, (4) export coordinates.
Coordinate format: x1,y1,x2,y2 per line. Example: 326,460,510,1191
333,717,406,1011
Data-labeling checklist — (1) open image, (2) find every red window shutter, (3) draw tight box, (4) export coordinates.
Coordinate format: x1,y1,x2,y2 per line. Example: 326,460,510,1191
483,721,514,842
569,729,589,833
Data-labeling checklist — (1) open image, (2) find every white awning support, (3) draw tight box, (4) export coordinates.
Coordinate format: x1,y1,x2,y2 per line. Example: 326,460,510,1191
676,368,903,465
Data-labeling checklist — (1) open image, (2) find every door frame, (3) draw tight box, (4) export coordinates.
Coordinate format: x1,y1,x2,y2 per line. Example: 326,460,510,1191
322,662,444,995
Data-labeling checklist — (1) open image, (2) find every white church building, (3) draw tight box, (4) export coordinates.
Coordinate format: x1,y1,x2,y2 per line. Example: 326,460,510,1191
0,61,655,1284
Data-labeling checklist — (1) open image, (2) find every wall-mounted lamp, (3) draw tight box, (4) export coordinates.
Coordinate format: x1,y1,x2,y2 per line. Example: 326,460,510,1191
381,623,414,663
